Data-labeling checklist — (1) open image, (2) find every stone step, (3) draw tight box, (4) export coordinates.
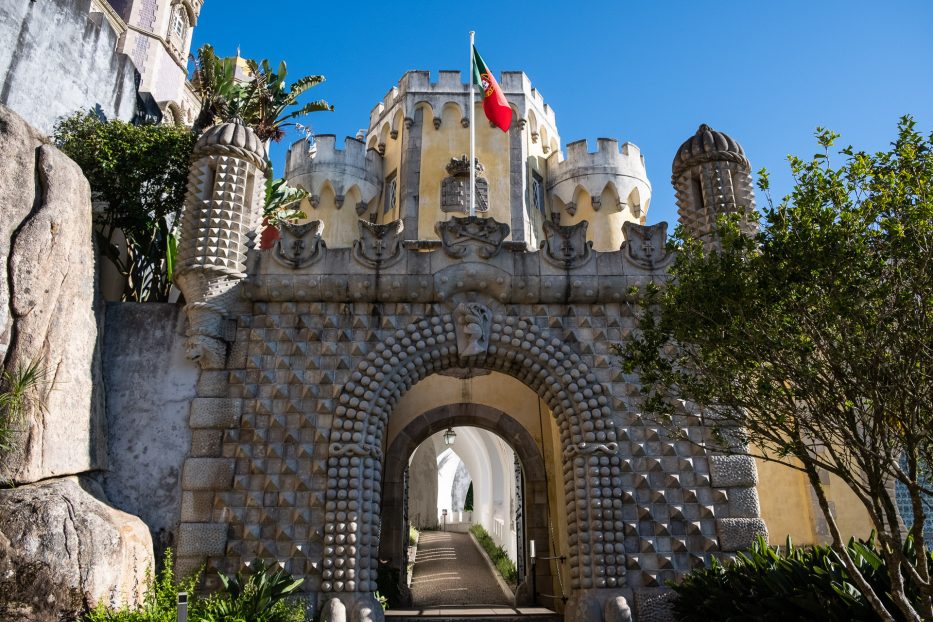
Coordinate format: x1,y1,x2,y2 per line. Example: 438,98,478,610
385,606,561,622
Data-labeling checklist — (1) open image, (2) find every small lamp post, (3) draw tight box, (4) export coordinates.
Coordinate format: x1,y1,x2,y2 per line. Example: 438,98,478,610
443,427,457,446
177,592,188,622
529,540,537,606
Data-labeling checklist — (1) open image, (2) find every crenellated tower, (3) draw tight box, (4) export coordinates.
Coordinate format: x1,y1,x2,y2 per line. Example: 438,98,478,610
174,120,267,368
547,138,651,250
285,135,384,247
284,70,652,251
672,124,756,245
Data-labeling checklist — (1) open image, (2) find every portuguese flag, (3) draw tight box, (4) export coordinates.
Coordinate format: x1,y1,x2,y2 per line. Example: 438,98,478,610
472,46,512,132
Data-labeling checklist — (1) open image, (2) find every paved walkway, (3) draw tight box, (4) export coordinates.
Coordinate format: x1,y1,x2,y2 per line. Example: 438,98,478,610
410,531,512,607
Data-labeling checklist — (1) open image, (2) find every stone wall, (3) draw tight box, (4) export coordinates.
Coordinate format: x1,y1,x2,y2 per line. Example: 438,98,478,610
101,303,199,550
0,0,139,136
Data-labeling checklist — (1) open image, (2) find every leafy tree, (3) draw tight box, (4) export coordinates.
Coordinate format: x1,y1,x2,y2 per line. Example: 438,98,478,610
620,117,932,621
54,112,196,302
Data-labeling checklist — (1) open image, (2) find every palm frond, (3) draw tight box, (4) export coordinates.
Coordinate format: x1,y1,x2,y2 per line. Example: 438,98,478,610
288,75,326,97
282,100,334,122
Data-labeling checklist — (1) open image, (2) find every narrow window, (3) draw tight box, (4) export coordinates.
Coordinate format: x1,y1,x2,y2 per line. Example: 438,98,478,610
692,177,704,211
201,162,216,201
531,171,545,216
384,171,397,215
169,7,189,50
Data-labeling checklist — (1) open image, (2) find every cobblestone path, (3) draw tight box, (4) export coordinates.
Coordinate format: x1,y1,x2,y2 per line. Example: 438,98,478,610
410,531,512,607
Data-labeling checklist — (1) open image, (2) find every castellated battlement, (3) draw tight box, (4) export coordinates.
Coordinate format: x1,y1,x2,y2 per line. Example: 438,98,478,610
368,70,558,134
547,138,651,214
285,135,384,205
556,138,647,172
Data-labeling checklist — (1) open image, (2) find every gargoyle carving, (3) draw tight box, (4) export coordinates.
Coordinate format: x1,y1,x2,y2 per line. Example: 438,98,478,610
273,221,325,269
453,302,492,357
352,219,404,268
540,220,593,268
435,215,510,259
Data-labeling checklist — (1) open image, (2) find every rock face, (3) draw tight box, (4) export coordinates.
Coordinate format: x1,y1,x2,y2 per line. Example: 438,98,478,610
0,105,153,619
0,477,153,621
0,104,106,484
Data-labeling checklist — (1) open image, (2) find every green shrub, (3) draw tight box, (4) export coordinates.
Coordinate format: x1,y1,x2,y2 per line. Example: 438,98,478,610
85,549,206,621
469,524,517,585
84,552,305,622
464,483,473,512
408,525,419,547
0,359,48,457
54,111,196,302
670,534,933,621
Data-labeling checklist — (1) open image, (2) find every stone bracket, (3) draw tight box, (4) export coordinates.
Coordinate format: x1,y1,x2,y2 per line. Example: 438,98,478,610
435,215,510,259
621,221,673,270
352,218,404,268
273,221,325,269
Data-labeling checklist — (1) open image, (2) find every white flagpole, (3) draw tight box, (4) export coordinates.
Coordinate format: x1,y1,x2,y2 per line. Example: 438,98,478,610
469,30,476,218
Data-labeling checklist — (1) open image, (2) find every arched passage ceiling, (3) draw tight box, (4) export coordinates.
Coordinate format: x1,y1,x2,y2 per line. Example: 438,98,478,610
387,370,550,452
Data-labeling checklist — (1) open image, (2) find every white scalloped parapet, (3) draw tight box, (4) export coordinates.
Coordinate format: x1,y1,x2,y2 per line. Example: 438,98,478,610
366,70,559,141
285,135,384,205
547,138,651,213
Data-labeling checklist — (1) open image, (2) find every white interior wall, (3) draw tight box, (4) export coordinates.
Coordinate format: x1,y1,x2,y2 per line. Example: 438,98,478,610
423,427,519,563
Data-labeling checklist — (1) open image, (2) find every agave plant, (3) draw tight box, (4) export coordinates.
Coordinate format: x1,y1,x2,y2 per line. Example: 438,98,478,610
203,559,304,622
239,59,333,143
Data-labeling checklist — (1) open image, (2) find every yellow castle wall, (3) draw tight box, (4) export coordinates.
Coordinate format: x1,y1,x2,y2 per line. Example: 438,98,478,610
416,103,512,240
756,450,875,546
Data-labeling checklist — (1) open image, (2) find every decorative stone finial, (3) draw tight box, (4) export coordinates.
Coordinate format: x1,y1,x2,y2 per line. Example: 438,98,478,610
672,124,749,176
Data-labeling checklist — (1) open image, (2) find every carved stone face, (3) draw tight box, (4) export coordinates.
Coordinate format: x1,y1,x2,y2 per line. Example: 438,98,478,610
185,335,226,369
453,302,492,358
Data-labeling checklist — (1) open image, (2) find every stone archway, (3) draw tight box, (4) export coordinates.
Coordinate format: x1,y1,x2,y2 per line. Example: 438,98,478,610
380,403,554,606
321,307,626,620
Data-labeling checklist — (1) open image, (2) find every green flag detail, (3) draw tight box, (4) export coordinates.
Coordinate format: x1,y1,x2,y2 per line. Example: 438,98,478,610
472,46,512,132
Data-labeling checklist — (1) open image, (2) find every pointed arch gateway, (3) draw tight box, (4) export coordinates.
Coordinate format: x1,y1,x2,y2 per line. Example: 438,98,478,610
321,309,626,614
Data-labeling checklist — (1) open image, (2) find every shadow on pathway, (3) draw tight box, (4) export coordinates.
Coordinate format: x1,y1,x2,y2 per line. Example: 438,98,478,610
410,531,512,607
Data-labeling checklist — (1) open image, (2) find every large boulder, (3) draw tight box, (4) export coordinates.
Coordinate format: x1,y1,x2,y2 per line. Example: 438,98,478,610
0,476,153,620
0,104,106,484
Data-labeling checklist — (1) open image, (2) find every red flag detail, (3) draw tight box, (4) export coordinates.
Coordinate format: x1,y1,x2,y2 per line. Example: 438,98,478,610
472,46,512,132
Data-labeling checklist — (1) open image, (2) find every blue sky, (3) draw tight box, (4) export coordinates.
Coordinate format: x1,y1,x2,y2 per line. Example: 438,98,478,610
192,1,933,227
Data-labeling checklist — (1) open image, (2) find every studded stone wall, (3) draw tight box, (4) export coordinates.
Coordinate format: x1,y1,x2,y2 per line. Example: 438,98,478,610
174,296,764,614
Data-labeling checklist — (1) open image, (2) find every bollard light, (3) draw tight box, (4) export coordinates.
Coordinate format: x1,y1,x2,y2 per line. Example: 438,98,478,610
530,539,536,559
177,592,188,622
